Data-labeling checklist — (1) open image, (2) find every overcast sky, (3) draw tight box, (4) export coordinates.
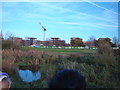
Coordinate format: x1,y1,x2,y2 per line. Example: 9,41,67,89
1,1,119,43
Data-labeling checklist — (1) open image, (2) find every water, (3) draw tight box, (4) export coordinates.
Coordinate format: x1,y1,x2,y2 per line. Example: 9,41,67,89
18,65,41,83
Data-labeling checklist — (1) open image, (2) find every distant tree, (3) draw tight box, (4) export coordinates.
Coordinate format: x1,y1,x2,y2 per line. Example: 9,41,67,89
88,36,96,42
112,37,118,45
2,32,20,49
2,40,13,49
87,36,96,47
71,38,84,47
5,32,14,40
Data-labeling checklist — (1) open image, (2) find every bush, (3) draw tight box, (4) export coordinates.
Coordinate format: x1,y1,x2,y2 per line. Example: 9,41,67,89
95,43,116,66
113,49,120,56
97,43,113,56
2,40,21,49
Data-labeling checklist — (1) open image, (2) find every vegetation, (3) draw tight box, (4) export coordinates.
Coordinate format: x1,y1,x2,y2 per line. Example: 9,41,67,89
2,39,21,50
95,38,112,47
70,38,85,47
2,46,120,88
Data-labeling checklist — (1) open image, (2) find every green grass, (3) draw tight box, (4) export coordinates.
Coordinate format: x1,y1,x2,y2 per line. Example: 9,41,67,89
28,47,96,54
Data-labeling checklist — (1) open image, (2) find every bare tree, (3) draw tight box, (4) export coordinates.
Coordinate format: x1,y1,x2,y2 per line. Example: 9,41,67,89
5,32,14,40
112,36,118,45
88,36,96,42
87,36,96,47
2,32,18,49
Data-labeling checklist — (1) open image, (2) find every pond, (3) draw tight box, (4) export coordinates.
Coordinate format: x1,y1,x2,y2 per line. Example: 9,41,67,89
18,65,41,83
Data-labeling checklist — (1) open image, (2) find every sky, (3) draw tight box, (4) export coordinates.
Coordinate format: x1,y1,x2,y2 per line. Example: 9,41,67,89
1,1,119,43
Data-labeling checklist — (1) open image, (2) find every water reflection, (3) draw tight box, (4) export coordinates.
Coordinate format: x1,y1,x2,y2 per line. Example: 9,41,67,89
18,65,41,83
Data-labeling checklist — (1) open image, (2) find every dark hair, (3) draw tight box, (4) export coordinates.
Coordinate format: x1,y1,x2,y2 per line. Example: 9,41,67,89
48,69,86,89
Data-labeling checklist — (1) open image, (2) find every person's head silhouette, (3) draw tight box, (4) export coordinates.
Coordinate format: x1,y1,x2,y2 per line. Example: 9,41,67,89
49,69,86,89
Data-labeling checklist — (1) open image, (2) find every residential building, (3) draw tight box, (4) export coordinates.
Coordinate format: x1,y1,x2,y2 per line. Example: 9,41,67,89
25,37,37,45
50,38,65,46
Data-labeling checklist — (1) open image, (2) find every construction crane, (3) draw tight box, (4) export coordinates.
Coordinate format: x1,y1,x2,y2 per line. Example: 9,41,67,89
39,22,46,41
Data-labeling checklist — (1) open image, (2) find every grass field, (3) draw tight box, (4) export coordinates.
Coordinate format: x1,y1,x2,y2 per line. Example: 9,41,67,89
30,47,96,55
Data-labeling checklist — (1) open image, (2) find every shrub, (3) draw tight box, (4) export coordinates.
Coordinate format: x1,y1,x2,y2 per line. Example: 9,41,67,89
113,49,120,56
2,40,21,49
95,43,116,66
97,43,113,56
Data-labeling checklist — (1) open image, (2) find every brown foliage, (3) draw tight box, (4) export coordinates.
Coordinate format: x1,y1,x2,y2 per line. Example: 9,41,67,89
95,42,116,66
